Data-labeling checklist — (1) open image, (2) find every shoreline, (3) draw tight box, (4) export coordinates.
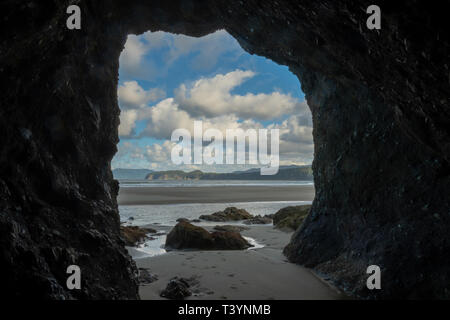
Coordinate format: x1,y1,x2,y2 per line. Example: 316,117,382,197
119,183,339,300
133,224,343,300
118,185,315,205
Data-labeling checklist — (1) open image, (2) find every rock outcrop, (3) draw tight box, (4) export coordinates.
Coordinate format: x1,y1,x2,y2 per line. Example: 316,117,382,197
120,226,156,246
243,215,273,225
1,1,449,299
160,277,193,300
199,207,253,222
213,225,250,233
138,268,158,285
165,222,252,250
210,231,253,250
273,205,311,231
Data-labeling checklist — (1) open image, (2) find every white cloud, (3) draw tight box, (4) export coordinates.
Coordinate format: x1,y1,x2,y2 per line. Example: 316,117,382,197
138,98,193,139
114,107,315,170
119,30,242,80
118,81,165,109
273,114,314,163
118,109,138,137
144,140,175,163
119,35,148,74
174,70,306,120
137,97,262,140
144,30,241,71
115,30,315,169
274,114,313,144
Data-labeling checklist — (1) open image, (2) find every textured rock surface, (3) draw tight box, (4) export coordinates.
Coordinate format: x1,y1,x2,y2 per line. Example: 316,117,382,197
1,0,449,299
160,277,195,300
273,205,311,231
199,207,253,221
120,226,156,246
213,225,250,233
166,222,252,250
243,215,273,225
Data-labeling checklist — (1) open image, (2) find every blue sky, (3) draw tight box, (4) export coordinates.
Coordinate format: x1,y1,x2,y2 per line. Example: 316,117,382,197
112,30,313,171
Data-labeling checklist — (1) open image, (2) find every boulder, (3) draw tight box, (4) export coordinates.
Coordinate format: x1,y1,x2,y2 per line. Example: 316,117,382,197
120,226,157,246
176,218,203,223
138,268,158,285
272,205,311,231
199,207,253,222
213,225,249,233
165,222,252,250
166,222,214,250
243,215,272,225
160,277,192,300
211,231,253,250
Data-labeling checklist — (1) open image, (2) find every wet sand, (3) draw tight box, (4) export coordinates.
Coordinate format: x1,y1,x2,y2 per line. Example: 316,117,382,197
118,185,315,205
133,225,343,300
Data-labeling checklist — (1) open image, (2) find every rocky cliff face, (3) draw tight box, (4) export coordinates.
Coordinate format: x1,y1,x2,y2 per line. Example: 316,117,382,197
1,0,449,299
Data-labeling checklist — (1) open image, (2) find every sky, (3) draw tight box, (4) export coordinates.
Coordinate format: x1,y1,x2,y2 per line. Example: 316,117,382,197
112,30,314,172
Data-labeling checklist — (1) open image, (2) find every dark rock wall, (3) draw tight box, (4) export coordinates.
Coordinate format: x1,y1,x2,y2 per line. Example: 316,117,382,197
1,0,449,299
0,0,137,299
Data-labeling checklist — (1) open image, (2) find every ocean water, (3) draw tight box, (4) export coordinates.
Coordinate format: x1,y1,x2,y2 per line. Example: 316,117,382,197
119,200,312,227
118,179,314,188
118,180,313,258
119,199,312,258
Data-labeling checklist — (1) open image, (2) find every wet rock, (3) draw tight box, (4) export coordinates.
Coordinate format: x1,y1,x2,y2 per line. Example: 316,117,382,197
138,268,158,285
160,277,192,300
273,205,311,231
2,0,450,300
199,207,253,222
211,231,253,250
166,222,252,250
166,222,214,250
243,215,272,225
120,226,157,246
213,225,250,233
176,218,190,223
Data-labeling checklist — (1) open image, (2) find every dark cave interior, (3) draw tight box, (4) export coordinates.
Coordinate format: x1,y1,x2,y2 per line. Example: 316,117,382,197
0,0,449,299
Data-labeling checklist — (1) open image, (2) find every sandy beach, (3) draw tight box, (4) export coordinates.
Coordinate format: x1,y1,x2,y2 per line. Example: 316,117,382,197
118,184,315,205
120,182,342,300
130,224,342,300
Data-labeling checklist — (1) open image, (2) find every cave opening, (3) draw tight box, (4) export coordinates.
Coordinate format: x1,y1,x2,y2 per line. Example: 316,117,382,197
113,30,318,297
3,1,448,300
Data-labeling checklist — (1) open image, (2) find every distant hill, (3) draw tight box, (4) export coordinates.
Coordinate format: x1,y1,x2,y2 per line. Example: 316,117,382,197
145,165,313,181
113,168,153,180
